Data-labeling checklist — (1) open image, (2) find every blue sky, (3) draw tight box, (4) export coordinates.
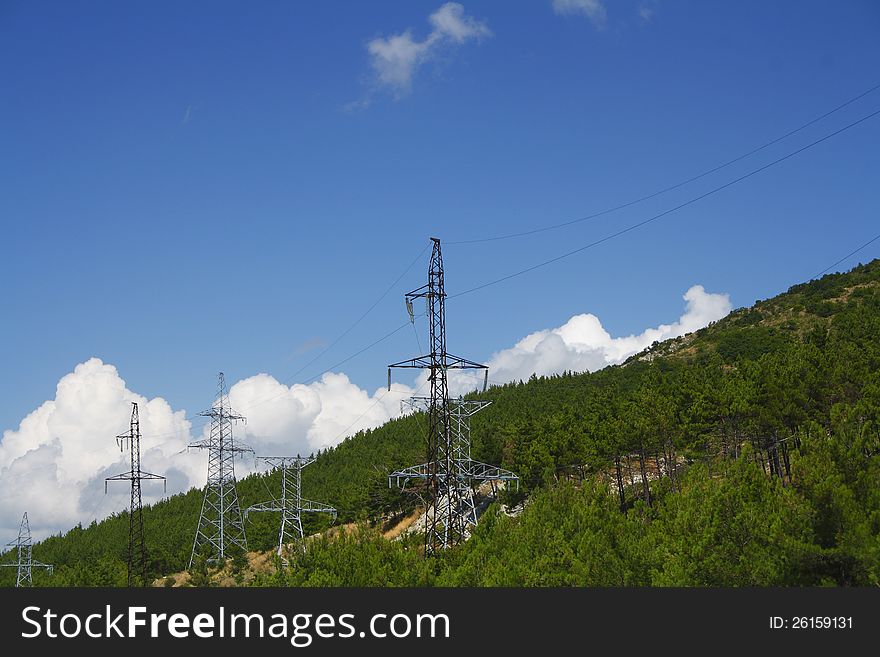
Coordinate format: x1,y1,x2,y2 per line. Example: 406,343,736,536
1,0,879,493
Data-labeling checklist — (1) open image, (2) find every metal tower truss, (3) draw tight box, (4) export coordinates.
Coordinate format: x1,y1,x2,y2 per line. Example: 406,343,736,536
390,397,519,527
105,402,166,587
393,396,519,484
188,373,253,568
246,455,337,562
387,238,519,555
1,512,53,587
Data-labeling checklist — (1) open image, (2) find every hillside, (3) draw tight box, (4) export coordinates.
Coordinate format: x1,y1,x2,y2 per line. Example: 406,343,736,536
3,259,879,586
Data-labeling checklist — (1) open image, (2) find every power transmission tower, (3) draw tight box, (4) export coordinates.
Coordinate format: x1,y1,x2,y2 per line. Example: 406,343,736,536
1,512,53,587
246,455,337,563
392,396,519,537
387,238,518,555
189,372,253,568
105,402,166,587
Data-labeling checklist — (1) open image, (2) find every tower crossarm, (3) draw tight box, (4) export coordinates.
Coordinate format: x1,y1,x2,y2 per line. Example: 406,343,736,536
300,499,338,519
198,404,246,423
388,460,518,488
0,562,53,572
244,501,282,517
256,455,315,469
464,460,520,488
451,399,493,417
388,462,432,487
400,396,432,414
404,282,431,299
388,354,487,370
104,470,166,492
187,437,254,455
388,355,489,392
244,501,338,518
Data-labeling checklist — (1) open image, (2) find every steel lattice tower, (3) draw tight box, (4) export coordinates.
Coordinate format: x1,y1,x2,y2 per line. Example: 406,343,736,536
189,373,253,568
1,513,53,587
105,402,166,587
246,455,337,562
387,238,518,555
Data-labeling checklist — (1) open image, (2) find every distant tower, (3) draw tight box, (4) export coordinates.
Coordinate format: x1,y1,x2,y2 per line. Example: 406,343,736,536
1,513,53,587
387,238,518,555
105,402,166,587
189,373,253,567
246,455,337,563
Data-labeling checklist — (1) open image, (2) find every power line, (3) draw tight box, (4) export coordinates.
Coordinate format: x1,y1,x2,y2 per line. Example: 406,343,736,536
137,317,419,443
323,377,431,450
159,86,880,424
139,247,430,439
135,96,876,439
238,316,422,415
277,243,431,385
449,107,880,300
140,318,418,439
814,232,880,278
449,81,880,245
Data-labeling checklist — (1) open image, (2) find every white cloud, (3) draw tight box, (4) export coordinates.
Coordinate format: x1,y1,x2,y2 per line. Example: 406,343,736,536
0,285,728,545
553,0,608,27
429,2,493,43
448,285,731,392
367,31,431,95
365,2,491,97
227,372,413,457
0,360,415,545
0,358,200,545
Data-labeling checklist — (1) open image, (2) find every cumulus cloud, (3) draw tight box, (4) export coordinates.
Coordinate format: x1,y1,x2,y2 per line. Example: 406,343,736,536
227,372,413,457
0,361,415,545
364,2,491,97
448,285,731,392
552,0,608,27
0,358,200,545
1,285,728,545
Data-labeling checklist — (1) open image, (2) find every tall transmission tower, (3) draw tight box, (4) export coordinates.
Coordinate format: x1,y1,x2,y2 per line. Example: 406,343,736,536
189,372,253,568
105,402,166,587
1,512,53,587
246,455,337,562
387,238,518,555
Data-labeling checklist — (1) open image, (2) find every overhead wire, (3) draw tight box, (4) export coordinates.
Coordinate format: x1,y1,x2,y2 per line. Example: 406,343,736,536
23,116,880,558
239,313,424,415
19,91,880,542
88,95,880,442
449,107,880,300
814,232,880,279
139,247,430,438
274,242,430,387
448,81,880,245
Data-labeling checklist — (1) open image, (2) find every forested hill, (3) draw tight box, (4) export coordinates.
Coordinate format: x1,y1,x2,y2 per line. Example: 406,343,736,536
3,260,879,586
